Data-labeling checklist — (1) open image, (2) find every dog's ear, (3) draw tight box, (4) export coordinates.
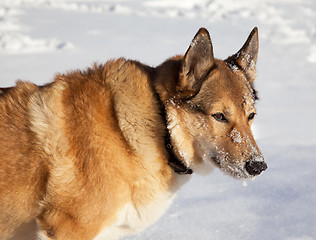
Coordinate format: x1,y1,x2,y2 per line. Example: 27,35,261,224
226,27,259,83
177,28,215,99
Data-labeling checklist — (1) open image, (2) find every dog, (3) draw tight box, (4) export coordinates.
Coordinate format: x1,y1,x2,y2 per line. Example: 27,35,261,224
0,27,267,240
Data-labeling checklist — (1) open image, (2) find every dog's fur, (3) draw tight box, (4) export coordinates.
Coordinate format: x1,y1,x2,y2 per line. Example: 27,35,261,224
0,28,267,240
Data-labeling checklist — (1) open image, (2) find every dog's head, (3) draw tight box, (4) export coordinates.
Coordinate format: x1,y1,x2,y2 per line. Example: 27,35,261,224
155,28,267,179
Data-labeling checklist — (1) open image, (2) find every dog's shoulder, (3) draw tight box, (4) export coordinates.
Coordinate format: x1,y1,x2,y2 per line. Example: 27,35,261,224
99,58,166,153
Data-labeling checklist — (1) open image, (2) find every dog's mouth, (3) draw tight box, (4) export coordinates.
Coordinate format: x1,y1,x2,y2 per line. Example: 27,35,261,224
210,155,267,179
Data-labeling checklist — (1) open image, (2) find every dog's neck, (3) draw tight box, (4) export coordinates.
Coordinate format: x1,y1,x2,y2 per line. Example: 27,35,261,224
163,127,193,175
152,85,193,175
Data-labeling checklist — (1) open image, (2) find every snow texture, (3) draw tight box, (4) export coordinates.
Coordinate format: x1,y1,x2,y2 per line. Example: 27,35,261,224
230,128,242,144
1,0,316,240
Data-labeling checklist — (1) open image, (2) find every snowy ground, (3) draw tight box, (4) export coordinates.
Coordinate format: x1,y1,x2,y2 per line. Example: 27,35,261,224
1,0,316,240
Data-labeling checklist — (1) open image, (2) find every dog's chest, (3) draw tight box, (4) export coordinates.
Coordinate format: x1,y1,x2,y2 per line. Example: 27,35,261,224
95,191,176,240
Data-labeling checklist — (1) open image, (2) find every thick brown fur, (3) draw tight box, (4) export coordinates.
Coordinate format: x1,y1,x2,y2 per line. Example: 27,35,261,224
0,28,266,240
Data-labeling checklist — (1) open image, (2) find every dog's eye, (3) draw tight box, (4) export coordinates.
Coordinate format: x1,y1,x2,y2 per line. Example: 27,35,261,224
248,112,256,121
212,113,228,123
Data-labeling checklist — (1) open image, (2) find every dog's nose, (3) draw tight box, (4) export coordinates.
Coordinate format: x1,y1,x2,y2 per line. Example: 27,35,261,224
245,160,267,176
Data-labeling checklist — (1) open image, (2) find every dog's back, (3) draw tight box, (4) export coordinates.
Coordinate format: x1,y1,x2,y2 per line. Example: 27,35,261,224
0,82,49,239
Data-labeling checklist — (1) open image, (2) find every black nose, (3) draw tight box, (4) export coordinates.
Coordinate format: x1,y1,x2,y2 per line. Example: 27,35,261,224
245,160,267,176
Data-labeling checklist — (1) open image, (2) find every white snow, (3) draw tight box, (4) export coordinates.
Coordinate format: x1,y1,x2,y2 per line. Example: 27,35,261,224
230,128,242,144
1,0,316,240
0,1,73,54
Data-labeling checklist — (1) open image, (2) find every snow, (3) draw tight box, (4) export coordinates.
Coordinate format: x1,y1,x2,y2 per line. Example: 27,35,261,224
230,128,242,144
1,0,316,240
0,2,73,54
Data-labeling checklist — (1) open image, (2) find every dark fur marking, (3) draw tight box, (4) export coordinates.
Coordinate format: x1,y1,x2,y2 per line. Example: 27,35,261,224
0,87,12,96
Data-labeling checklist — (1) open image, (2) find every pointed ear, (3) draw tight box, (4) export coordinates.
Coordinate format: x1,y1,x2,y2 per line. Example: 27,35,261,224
177,28,215,98
226,27,259,83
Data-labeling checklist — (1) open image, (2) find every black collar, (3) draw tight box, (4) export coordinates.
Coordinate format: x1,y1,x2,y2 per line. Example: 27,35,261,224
153,89,193,175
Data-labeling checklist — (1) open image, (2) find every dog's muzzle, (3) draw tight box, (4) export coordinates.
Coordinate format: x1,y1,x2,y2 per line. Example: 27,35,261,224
245,159,267,176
